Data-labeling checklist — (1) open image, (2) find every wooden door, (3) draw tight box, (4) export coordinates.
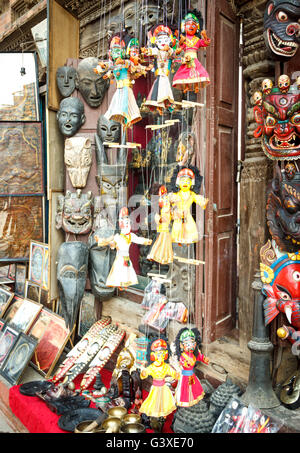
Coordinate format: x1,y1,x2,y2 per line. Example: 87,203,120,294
196,0,239,343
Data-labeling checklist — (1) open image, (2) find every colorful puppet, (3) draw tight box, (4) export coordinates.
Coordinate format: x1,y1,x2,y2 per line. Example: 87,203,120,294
263,0,300,61
174,328,209,408
252,91,264,138
94,35,144,129
142,25,176,114
260,240,300,333
169,166,208,244
147,185,174,264
254,75,300,160
95,207,152,288
139,336,179,418
172,9,211,93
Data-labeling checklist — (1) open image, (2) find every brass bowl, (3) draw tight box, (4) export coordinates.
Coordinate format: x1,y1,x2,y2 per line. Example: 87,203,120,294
74,420,97,433
120,423,145,434
107,406,127,419
101,416,122,433
122,413,142,425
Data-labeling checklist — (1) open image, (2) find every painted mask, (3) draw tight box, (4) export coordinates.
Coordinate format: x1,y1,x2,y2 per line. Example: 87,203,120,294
266,164,300,252
260,240,300,329
75,57,110,108
109,36,126,62
64,137,92,189
56,66,77,97
261,77,300,160
181,12,202,35
56,241,89,330
96,114,121,144
55,189,93,235
56,97,86,137
263,0,300,61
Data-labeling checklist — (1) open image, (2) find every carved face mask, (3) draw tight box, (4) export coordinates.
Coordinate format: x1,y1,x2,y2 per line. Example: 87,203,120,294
55,189,93,235
75,57,110,108
57,97,86,137
56,66,77,97
64,137,92,188
263,0,300,60
261,77,300,160
96,115,121,144
260,241,300,330
56,241,89,330
266,165,300,251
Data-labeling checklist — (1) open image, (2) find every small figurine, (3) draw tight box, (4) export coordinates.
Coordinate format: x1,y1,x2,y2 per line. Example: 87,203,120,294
172,9,210,93
142,25,176,114
95,207,152,288
147,185,174,264
278,74,291,93
139,336,179,419
94,35,143,129
174,328,209,407
169,166,208,244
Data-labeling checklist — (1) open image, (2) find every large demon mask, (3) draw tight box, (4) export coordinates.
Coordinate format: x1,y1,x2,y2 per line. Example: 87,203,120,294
260,240,300,330
55,189,93,235
263,0,300,61
266,163,300,252
254,76,300,160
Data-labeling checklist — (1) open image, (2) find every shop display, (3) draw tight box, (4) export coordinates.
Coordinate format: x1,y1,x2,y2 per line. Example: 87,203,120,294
0,122,43,196
95,207,152,288
174,328,209,408
64,137,92,189
75,57,110,108
56,65,77,98
0,288,14,317
55,190,93,236
170,166,208,244
172,9,211,93
56,241,89,330
56,97,86,138
0,332,37,385
263,0,300,61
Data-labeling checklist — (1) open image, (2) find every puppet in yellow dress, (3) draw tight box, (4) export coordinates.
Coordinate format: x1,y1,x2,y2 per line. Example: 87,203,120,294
147,185,173,264
169,166,208,244
139,337,179,418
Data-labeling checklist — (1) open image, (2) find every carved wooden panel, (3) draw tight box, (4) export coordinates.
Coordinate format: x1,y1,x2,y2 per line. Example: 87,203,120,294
0,122,43,196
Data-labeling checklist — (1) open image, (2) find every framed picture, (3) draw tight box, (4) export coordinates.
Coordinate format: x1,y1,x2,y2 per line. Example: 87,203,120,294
25,280,40,303
0,319,6,332
10,299,42,334
0,324,20,368
78,292,97,338
15,264,27,297
0,122,43,196
28,241,49,288
0,196,44,260
0,288,14,317
28,308,70,378
0,266,9,278
0,332,38,385
0,52,40,121
3,296,23,324
39,288,50,308
8,264,15,280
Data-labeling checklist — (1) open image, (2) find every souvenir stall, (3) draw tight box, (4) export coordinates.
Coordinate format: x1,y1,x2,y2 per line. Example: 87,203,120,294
0,0,299,435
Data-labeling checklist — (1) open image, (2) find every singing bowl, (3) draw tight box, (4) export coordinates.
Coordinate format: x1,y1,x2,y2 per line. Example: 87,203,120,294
107,406,127,419
74,420,97,433
120,423,145,434
101,417,122,433
121,413,142,425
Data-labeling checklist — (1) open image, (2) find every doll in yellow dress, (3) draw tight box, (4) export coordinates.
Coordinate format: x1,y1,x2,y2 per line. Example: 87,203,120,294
169,166,208,244
147,185,173,264
139,337,179,419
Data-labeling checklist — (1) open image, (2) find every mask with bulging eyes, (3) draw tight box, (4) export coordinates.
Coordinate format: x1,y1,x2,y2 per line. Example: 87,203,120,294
56,241,89,330
57,97,86,137
64,137,92,188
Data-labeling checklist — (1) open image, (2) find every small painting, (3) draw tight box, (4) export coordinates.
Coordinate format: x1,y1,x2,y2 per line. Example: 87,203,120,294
10,299,42,334
0,324,20,367
28,241,49,288
0,288,14,317
25,280,40,303
0,332,38,385
15,264,27,297
3,296,23,324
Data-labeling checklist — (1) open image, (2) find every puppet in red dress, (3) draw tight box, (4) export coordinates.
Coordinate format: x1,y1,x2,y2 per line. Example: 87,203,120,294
173,9,211,93
174,327,209,407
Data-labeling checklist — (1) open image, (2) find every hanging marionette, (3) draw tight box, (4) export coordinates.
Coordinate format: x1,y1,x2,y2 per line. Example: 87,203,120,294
169,165,208,245
141,24,176,114
139,336,179,420
95,207,152,289
94,34,143,129
147,185,174,264
174,327,209,408
125,36,153,78
173,9,211,93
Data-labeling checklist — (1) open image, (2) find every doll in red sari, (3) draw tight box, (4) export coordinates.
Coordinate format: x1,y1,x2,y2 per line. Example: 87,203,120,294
173,9,210,93
174,327,209,407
